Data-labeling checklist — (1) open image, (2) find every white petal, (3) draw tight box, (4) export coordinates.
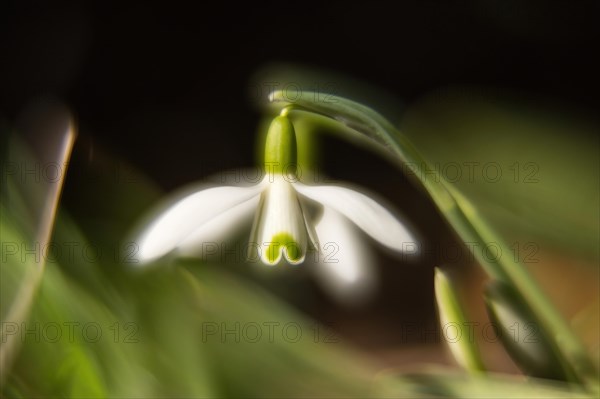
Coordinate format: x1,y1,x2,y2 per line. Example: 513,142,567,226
294,182,418,253
135,184,263,263
251,175,308,265
308,207,377,306
178,195,259,258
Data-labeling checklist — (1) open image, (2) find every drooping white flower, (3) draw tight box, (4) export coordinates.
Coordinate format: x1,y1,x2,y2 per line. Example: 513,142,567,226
133,114,418,302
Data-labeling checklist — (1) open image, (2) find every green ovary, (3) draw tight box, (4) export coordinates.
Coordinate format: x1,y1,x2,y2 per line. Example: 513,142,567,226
265,232,302,264
264,115,297,175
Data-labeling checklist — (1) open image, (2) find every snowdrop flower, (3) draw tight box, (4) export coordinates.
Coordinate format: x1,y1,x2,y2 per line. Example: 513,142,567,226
134,114,417,302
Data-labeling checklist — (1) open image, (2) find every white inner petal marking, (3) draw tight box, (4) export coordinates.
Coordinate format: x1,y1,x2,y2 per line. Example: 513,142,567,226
253,175,308,265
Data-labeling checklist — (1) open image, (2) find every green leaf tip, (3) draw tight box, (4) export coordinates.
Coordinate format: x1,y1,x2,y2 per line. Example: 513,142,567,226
434,267,486,374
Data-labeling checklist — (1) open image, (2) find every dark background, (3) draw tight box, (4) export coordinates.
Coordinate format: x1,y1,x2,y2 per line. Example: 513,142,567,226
1,1,598,177
1,1,598,359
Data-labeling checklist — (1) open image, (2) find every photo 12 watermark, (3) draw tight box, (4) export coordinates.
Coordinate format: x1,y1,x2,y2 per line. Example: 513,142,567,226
1,160,139,186
401,161,540,184
200,321,341,344
401,241,540,264
398,321,540,345
1,241,140,265
0,321,140,344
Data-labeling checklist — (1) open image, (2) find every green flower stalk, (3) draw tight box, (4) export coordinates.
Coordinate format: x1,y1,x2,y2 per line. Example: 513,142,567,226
263,114,297,175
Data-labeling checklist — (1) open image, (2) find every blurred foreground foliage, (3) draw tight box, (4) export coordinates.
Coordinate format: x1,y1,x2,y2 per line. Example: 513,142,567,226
1,180,590,397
